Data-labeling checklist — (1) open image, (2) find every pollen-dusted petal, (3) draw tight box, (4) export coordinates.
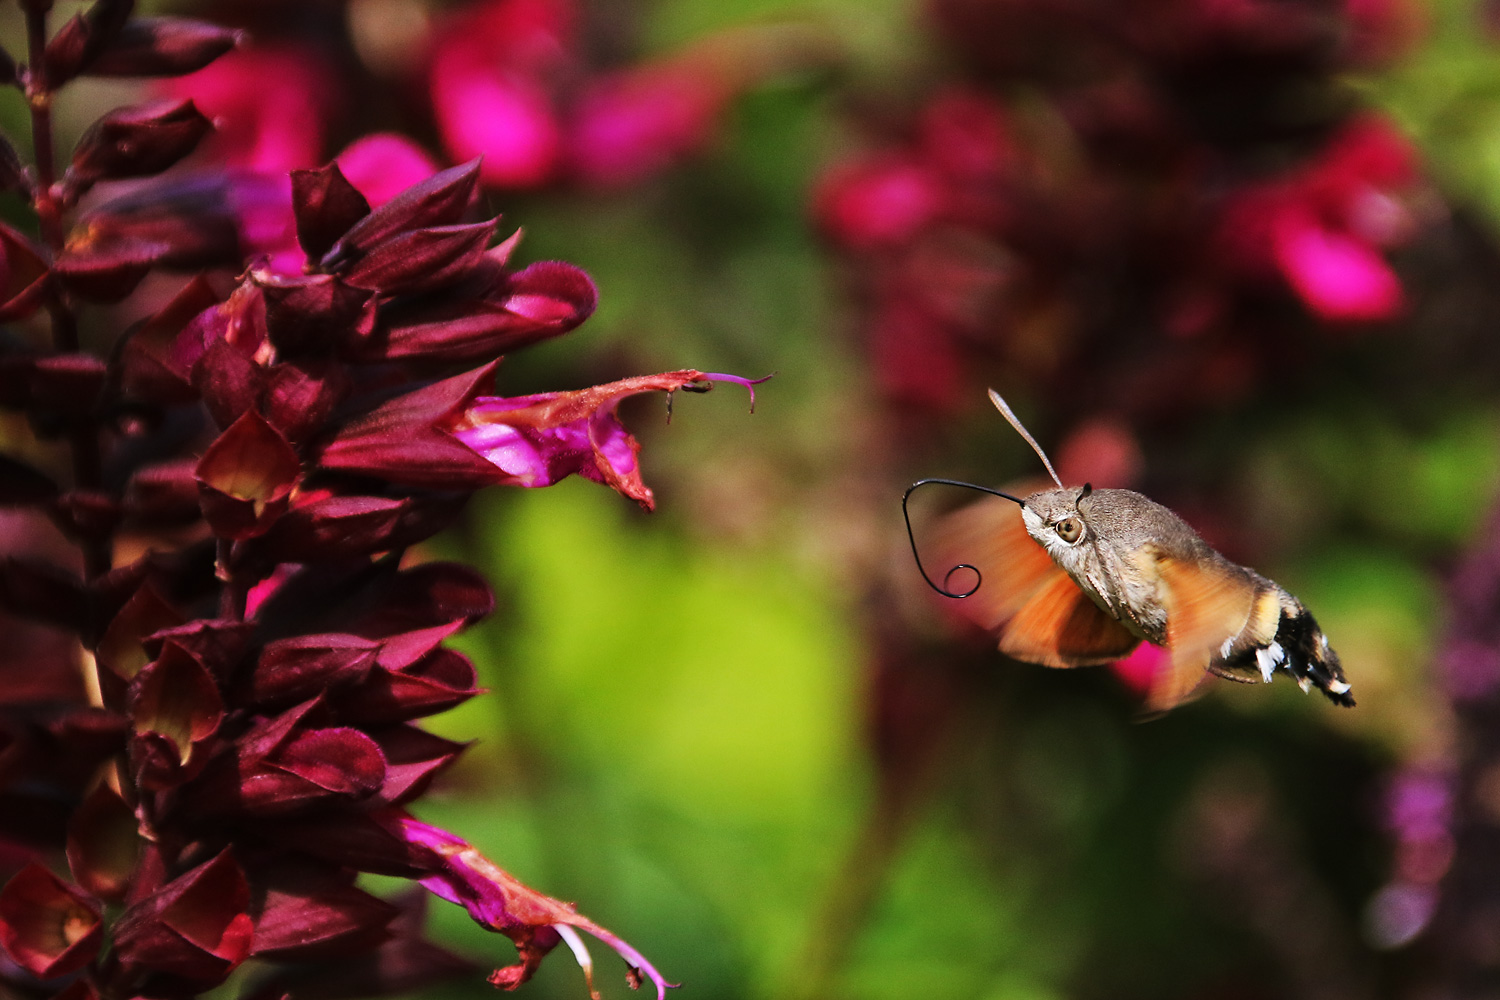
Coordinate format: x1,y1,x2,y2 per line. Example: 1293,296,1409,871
196,410,302,540
112,849,254,989
291,163,372,262
0,864,102,979
246,633,382,708
67,783,140,903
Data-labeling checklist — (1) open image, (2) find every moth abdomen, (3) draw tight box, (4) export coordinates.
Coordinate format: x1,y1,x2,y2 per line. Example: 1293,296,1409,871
1214,590,1355,707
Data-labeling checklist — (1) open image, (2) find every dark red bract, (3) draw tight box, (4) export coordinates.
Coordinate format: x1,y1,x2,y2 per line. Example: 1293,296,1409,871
0,4,760,999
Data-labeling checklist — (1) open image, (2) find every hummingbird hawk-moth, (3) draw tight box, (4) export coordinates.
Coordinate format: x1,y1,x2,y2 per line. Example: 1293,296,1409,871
907,390,1354,713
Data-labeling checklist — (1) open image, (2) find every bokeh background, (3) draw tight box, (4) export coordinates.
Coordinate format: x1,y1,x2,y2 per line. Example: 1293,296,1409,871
29,0,1500,995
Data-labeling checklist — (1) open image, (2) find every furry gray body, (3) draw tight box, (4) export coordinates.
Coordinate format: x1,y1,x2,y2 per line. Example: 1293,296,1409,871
1019,486,1354,705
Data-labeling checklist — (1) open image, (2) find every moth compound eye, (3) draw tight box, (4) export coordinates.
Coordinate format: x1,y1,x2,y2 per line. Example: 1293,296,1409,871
1055,517,1083,543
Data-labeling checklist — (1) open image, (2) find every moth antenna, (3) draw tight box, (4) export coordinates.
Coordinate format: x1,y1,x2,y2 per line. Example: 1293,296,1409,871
988,389,1064,490
903,478,1025,599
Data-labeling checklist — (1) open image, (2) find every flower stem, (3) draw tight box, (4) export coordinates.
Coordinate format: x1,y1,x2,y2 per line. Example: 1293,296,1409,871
26,3,113,580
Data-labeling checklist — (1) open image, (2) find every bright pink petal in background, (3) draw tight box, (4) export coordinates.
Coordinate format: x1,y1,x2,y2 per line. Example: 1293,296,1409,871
164,45,337,172
336,135,441,208
1272,211,1404,322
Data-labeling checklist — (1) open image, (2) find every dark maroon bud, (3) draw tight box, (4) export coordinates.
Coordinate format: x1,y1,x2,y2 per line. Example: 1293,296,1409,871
344,219,496,296
195,410,301,540
129,641,225,790
246,633,381,708
0,557,87,632
51,489,122,542
262,361,351,444
68,98,214,190
44,0,135,83
82,173,244,270
240,889,477,1000
259,811,437,878
252,495,408,564
54,235,165,302
143,619,255,684
259,272,375,357
0,454,59,505
378,622,464,668
124,457,201,526
120,275,225,404
67,783,140,902
0,864,102,979
292,163,371,262
191,706,387,817
336,647,479,726
30,353,107,415
112,849,254,989
371,724,466,805
193,336,265,430
372,259,598,363
87,17,240,77
174,280,267,375
95,582,183,680
249,863,400,960
320,159,481,271
0,222,54,324
344,562,495,636
381,491,472,549
317,363,505,490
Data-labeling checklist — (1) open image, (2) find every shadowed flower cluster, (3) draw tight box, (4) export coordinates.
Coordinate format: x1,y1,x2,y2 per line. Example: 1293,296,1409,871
816,0,1426,414
0,2,756,998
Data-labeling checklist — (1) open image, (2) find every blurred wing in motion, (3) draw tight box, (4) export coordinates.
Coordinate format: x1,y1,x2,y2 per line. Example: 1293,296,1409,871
931,495,1139,667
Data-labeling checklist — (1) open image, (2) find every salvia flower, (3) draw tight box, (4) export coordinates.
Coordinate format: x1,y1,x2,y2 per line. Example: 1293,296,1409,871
0,4,758,999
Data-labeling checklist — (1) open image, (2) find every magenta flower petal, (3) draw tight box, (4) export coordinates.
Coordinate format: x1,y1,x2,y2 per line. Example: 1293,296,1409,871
335,134,441,208
451,370,766,510
1272,210,1404,321
396,815,675,1000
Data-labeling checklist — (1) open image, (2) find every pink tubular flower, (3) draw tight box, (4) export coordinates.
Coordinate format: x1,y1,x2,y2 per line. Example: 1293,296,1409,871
450,371,769,509
162,44,338,172
1217,114,1420,323
336,135,442,209
428,0,575,188
397,815,675,999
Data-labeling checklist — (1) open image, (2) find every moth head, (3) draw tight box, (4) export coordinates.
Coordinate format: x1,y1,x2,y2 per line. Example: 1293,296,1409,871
1022,483,1094,555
